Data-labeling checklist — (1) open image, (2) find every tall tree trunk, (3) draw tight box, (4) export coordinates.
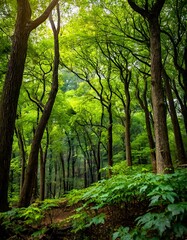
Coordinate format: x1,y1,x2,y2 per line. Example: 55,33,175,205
40,147,45,201
172,82,187,134
128,0,173,173
124,72,132,167
107,102,113,176
40,128,49,201
60,153,66,193
97,141,101,181
0,0,58,212
162,68,187,164
84,157,87,188
18,4,60,207
149,17,173,173
135,78,156,172
66,133,72,192
86,151,94,185
53,159,57,197
71,145,76,189
0,2,30,212
47,156,53,198
145,109,157,172
15,127,27,191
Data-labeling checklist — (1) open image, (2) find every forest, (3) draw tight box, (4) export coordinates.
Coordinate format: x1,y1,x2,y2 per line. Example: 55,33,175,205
0,0,187,239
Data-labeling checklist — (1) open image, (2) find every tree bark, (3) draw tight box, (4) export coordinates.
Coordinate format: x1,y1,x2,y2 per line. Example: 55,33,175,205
0,1,30,212
123,72,132,167
149,17,173,173
128,0,173,173
0,0,58,212
15,127,27,191
18,4,60,207
162,68,187,164
107,102,113,176
60,153,66,193
135,78,156,172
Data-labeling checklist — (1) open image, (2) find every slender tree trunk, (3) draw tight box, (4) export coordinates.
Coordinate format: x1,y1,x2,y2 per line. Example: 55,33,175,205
181,106,187,133
86,153,94,185
0,0,58,212
97,141,101,181
162,68,187,164
40,147,46,201
15,127,27,191
107,102,113,176
40,153,45,201
53,159,57,197
72,146,76,189
18,4,60,207
124,81,132,167
135,78,156,172
47,157,53,198
84,157,87,188
40,128,49,201
144,109,157,171
60,153,66,193
173,86,187,134
66,135,72,191
31,165,39,202
9,169,14,199
149,18,173,173
119,69,132,167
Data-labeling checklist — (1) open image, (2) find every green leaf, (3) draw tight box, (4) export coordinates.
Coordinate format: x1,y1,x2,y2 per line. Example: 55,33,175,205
31,227,47,238
112,227,131,240
112,231,120,240
86,213,105,227
149,195,160,206
167,202,187,216
137,212,171,236
162,192,177,203
173,223,187,238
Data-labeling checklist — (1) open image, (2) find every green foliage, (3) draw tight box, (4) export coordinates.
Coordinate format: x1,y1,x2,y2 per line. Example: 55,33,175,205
1,167,187,239
136,202,187,238
112,227,131,240
0,208,26,235
66,166,187,239
31,227,48,239
19,206,43,225
0,198,63,237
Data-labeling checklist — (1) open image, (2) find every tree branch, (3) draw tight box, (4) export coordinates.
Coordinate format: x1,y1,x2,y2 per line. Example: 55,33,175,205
30,0,58,31
127,0,146,18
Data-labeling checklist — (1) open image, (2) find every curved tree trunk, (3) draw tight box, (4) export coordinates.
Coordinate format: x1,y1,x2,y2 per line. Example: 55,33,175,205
0,5,30,212
135,78,156,172
18,4,60,207
0,0,58,212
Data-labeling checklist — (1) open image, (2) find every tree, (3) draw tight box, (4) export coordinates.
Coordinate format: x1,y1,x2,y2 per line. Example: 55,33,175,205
0,0,58,212
18,3,60,207
162,68,187,165
127,0,173,173
135,74,156,172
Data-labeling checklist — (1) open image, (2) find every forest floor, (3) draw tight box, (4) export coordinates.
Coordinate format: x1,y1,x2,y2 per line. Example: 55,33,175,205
32,198,148,240
2,168,187,239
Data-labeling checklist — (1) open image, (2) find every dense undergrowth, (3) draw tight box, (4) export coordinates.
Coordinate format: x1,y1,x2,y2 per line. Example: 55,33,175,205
0,163,187,239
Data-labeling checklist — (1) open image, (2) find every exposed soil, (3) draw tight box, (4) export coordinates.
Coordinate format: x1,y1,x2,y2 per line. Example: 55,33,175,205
40,199,148,240
1,199,149,240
